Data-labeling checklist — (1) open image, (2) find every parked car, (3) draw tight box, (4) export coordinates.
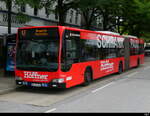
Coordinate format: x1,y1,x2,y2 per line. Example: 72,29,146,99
145,46,150,56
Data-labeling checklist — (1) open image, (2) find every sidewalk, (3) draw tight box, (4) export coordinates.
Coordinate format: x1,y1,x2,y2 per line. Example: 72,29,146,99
0,71,17,95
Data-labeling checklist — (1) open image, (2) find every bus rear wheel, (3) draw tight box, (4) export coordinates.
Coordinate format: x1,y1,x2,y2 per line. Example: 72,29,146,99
82,68,92,86
136,59,140,68
118,62,123,74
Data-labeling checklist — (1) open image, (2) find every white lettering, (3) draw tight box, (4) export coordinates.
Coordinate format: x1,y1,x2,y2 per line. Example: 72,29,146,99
100,60,114,72
130,39,139,48
24,72,48,80
97,34,124,48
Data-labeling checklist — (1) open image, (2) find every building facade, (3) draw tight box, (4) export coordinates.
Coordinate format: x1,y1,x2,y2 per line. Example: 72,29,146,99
0,1,82,35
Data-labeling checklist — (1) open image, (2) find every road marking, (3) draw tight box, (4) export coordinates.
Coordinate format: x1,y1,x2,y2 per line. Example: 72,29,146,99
45,108,57,113
126,72,138,77
144,66,150,70
92,82,114,93
92,71,140,94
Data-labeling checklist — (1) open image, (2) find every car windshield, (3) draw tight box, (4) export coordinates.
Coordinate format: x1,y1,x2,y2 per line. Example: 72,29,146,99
16,28,59,72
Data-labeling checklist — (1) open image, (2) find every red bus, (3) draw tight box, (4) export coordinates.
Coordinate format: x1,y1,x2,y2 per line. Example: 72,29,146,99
15,26,144,88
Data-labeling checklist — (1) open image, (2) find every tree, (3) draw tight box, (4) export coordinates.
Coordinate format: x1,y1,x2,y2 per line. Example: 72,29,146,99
77,0,100,30
49,0,78,26
27,0,78,26
0,0,12,34
94,0,150,38
77,0,124,30
78,0,150,38
0,0,31,34
99,0,125,31
133,0,150,37
117,0,150,37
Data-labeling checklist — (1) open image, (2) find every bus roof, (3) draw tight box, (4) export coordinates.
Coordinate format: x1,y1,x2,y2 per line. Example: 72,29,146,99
18,26,124,38
123,35,137,38
18,26,58,30
96,31,120,36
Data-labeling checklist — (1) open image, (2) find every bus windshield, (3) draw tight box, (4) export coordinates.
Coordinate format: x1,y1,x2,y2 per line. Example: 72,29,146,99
16,28,59,72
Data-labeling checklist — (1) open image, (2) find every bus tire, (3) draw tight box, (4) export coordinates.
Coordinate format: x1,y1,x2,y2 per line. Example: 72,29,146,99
136,59,140,68
118,62,123,74
82,68,93,86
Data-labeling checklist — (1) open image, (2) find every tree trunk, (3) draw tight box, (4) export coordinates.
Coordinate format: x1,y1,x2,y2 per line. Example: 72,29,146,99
7,0,12,34
103,14,108,30
81,9,95,30
58,0,65,26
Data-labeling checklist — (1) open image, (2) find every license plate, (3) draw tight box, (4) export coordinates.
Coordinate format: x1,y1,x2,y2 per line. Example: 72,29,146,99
31,83,42,87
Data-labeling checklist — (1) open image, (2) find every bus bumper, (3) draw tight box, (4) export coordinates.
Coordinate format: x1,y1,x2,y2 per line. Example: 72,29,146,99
16,81,66,89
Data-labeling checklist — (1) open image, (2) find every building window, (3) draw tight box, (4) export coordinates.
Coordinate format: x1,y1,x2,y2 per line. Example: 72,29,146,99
69,10,74,23
20,5,26,13
55,11,58,20
45,8,49,18
34,7,38,16
75,11,79,24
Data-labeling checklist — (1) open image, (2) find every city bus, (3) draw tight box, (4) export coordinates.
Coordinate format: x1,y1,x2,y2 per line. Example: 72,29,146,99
15,26,144,88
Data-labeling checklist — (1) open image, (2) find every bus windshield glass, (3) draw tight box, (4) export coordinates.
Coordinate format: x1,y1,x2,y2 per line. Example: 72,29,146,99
16,28,59,72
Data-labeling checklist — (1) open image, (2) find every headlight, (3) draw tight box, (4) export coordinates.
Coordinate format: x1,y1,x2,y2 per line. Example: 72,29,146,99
15,76,23,81
52,78,64,83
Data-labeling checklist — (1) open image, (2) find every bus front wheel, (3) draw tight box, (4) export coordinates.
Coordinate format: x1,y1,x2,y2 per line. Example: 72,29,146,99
82,68,93,86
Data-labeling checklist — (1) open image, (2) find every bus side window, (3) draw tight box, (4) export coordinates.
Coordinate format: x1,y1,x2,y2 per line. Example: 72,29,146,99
66,39,78,62
61,30,80,72
80,39,99,61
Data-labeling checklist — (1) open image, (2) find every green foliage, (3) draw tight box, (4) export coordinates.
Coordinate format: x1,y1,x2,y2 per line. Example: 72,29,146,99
116,0,150,38
142,33,150,42
16,12,31,23
21,0,43,9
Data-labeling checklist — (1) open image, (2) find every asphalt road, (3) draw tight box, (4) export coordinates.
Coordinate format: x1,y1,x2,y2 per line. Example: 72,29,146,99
0,57,150,113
